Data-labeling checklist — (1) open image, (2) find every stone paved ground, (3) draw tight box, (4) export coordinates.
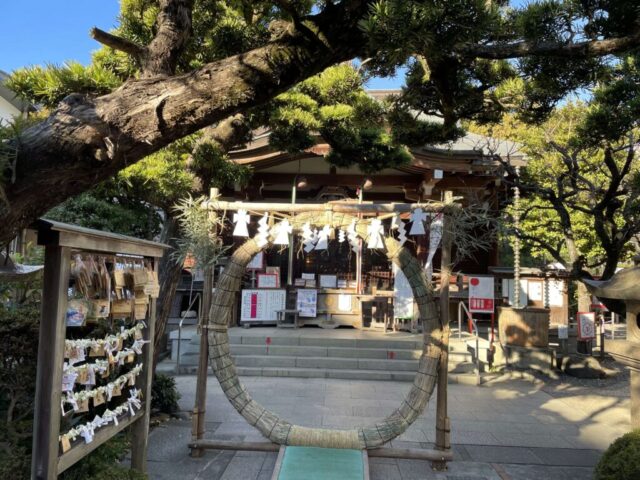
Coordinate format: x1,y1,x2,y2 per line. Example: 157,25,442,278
145,375,631,479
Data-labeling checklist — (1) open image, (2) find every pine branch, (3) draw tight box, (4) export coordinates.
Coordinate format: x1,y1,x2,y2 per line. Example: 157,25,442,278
455,31,640,60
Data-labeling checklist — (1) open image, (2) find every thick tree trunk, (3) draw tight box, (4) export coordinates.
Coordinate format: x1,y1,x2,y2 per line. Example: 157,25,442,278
0,1,370,247
576,281,592,313
153,215,183,368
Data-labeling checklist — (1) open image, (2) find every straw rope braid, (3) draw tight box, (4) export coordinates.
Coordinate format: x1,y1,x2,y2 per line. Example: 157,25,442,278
207,212,448,449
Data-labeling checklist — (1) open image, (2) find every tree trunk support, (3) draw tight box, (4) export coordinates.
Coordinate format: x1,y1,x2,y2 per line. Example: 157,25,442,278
191,266,214,457
433,191,453,472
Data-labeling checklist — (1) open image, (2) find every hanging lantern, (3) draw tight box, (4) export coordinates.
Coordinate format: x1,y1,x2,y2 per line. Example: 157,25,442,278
409,207,427,235
273,219,293,245
232,209,250,237
367,218,385,249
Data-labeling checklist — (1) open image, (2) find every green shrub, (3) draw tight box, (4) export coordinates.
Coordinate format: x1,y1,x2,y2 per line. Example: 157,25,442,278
0,304,40,479
0,302,152,479
60,434,146,480
595,429,640,480
151,373,181,415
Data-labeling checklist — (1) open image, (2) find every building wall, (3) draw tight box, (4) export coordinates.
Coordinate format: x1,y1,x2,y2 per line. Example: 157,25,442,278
0,96,21,125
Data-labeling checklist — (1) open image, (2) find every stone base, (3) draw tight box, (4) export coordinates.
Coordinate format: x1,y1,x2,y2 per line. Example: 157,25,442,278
504,345,557,378
561,355,607,379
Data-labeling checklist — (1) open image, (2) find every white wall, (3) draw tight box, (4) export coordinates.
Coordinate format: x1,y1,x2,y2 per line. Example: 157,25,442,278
0,96,21,125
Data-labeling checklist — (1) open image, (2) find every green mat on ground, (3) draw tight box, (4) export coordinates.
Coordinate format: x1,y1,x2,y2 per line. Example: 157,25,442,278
278,446,365,480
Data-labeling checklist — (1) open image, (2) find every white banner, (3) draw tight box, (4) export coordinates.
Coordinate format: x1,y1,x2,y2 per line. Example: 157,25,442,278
425,213,443,281
393,263,414,319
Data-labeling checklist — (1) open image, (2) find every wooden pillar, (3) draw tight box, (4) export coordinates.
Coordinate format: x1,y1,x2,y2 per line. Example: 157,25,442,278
433,192,453,471
31,246,70,480
130,257,158,472
191,266,214,456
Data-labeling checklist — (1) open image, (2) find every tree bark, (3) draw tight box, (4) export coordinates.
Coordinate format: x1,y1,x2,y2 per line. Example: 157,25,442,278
0,1,371,247
4,0,640,249
455,31,640,59
152,114,253,368
153,215,183,368
576,281,592,313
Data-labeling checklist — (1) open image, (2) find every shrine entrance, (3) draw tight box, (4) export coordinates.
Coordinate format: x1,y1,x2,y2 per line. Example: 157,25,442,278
188,195,458,470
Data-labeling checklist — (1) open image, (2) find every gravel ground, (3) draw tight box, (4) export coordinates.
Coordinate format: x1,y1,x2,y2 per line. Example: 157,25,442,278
541,357,630,399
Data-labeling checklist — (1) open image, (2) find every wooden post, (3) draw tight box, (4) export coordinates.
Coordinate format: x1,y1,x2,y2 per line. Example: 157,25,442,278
31,246,70,480
433,192,453,471
191,265,214,456
130,258,158,472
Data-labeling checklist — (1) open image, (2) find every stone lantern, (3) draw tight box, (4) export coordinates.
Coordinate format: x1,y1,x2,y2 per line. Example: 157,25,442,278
584,265,640,428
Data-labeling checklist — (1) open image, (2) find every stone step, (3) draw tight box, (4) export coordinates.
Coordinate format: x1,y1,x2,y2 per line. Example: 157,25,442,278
228,335,424,350
179,364,479,384
238,366,416,381
227,343,472,361
178,351,476,374
232,355,419,371
183,332,471,352
157,357,483,384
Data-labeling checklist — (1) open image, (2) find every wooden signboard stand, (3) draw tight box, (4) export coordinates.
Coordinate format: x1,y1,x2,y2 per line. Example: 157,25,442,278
31,220,167,480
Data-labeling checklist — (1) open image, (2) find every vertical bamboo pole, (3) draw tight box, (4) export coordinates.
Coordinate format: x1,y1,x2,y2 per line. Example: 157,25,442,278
31,245,70,480
287,180,297,285
191,266,214,457
433,191,453,471
191,187,218,456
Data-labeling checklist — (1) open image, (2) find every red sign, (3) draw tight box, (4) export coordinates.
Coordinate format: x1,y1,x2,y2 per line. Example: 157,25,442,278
468,276,495,313
577,312,596,340
469,298,494,311
250,293,258,318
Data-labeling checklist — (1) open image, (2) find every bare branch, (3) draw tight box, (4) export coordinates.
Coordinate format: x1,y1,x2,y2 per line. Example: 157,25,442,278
455,31,640,60
90,27,145,60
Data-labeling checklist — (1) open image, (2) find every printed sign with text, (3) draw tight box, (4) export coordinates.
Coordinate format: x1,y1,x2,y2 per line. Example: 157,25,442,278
468,276,495,313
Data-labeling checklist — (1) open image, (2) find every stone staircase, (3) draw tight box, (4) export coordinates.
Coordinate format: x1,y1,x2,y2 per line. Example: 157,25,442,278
161,326,478,383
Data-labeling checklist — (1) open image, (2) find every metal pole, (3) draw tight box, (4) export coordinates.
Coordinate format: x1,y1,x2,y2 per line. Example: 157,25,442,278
356,187,364,294
457,302,462,341
287,181,297,286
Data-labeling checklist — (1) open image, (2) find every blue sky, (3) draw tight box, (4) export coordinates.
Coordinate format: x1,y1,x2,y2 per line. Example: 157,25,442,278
0,1,121,73
0,0,404,89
